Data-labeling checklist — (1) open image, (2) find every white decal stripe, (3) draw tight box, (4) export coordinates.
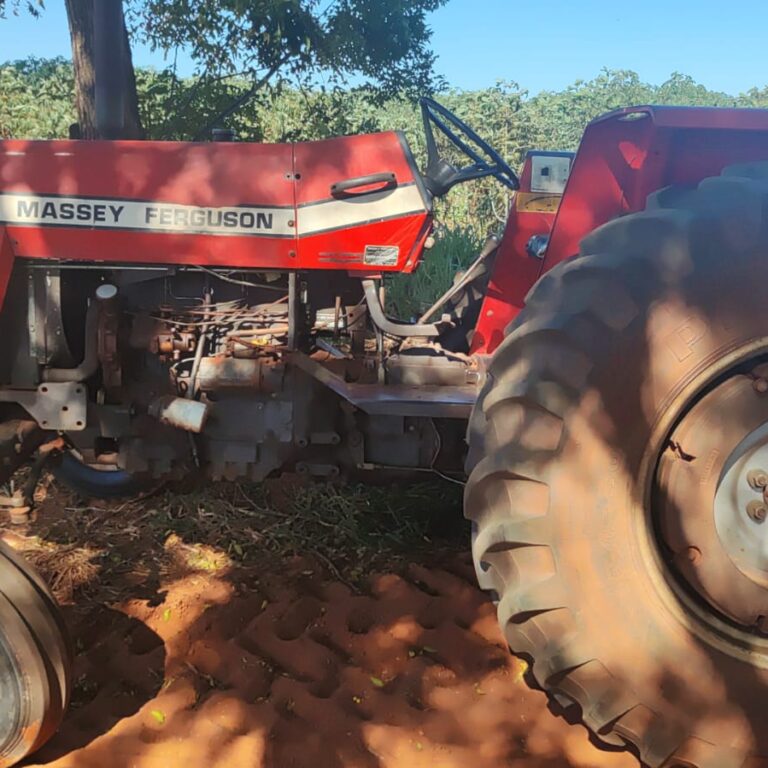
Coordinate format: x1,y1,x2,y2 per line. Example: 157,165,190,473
296,185,426,237
0,193,296,237
0,187,428,240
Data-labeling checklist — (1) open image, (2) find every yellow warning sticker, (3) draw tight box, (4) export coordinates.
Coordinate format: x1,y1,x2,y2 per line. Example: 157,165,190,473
515,192,561,214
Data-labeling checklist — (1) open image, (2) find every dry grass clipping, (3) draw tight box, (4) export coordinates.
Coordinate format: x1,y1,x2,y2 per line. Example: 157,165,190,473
2,533,101,603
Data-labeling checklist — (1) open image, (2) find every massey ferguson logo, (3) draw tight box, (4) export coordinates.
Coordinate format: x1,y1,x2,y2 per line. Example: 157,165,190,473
16,199,126,224
144,205,275,231
0,193,293,237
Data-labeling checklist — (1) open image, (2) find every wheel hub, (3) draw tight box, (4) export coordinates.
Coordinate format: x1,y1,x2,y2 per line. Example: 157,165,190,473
656,372,768,632
715,425,768,587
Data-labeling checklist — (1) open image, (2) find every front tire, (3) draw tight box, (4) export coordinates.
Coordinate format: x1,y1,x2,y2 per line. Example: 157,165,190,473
0,542,71,766
466,164,768,767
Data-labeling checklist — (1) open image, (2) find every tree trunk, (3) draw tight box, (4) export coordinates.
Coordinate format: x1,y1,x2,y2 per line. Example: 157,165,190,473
64,0,144,139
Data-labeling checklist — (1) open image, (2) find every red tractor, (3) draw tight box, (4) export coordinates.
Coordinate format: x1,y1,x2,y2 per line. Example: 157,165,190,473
2,93,768,766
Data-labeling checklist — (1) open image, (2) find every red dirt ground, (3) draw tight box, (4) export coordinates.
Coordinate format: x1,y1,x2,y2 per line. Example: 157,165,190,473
4,485,638,768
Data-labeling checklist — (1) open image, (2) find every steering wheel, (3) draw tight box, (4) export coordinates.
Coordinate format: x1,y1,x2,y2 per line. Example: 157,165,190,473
420,97,520,194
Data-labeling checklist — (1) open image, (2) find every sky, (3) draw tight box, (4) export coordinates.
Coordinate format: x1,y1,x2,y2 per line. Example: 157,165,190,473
1,0,767,96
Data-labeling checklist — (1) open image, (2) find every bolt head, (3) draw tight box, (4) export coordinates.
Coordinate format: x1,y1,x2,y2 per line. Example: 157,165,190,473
747,469,768,490
679,546,702,566
747,500,768,523
755,378,768,393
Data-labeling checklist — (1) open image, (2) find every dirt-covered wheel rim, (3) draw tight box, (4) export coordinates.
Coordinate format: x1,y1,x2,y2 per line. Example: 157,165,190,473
0,543,71,712
0,591,50,766
651,358,768,652
0,544,71,767
466,163,768,766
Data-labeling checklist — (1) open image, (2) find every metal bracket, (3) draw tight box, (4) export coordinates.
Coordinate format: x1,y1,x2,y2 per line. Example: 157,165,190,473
289,352,477,419
27,267,73,367
0,383,88,431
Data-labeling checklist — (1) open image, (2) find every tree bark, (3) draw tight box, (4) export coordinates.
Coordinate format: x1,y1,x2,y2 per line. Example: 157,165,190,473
64,0,144,139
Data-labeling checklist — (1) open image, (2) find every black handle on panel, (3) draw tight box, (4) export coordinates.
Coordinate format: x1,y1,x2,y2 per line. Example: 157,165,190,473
330,172,398,198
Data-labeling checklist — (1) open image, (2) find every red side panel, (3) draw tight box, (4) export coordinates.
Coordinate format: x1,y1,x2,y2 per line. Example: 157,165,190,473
0,132,431,290
0,139,296,267
473,106,768,357
294,132,431,273
0,228,15,304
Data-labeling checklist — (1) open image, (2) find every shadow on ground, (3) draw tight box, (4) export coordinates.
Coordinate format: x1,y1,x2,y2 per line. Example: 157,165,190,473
2,478,636,768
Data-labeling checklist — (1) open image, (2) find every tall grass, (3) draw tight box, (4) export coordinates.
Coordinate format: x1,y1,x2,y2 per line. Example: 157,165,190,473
385,227,484,320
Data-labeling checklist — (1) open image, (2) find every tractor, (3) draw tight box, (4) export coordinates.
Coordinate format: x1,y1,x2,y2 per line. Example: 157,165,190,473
3,77,768,768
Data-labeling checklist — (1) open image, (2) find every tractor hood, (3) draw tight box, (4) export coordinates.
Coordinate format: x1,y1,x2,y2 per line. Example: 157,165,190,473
0,131,433,301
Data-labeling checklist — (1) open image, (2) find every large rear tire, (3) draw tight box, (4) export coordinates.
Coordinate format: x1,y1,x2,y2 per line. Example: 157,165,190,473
466,164,768,767
0,542,71,767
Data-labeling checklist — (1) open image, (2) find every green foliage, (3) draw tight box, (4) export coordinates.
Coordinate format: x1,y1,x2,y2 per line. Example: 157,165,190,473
0,0,43,18
524,70,737,151
0,57,74,138
128,0,448,110
739,86,768,109
385,227,483,319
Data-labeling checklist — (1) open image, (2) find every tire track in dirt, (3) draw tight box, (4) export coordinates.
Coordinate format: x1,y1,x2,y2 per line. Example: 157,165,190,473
21,554,636,768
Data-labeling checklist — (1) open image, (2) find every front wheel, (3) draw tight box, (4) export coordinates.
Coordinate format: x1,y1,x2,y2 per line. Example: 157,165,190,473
0,542,71,766
466,164,768,767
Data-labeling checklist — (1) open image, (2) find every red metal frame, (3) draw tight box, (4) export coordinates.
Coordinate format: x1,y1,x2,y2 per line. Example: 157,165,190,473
471,106,768,355
467,152,563,355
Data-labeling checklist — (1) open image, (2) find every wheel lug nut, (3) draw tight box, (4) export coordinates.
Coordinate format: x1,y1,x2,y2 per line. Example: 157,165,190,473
681,546,702,565
747,469,768,490
747,500,768,523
